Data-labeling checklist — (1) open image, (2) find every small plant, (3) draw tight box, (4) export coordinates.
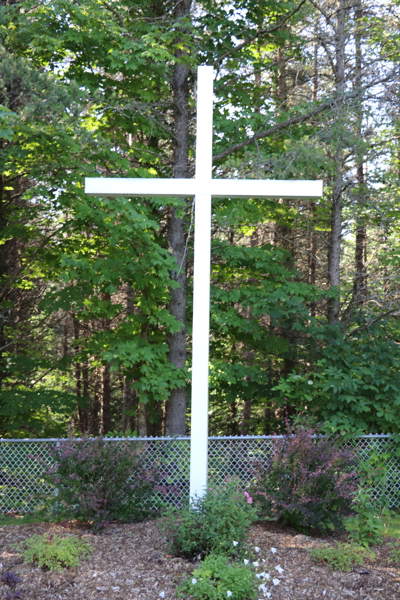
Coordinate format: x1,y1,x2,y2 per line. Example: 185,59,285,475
388,542,400,564
32,437,160,531
161,479,259,559
1,571,22,599
309,543,375,572
17,533,92,571
177,553,257,600
345,456,390,547
252,425,358,533
345,491,386,547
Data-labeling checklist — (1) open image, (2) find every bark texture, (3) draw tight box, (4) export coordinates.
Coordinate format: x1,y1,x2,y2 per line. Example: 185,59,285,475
353,0,368,307
328,0,346,324
166,0,192,435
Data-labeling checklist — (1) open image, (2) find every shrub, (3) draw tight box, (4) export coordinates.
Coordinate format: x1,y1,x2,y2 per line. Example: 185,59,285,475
160,479,259,559
17,533,91,571
177,553,257,600
345,457,391,547
345,488,387,547
36,438,160,531
252,427,358,533
309,543,375,572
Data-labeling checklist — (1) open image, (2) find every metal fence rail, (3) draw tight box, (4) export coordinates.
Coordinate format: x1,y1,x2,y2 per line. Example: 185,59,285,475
1,435,399,513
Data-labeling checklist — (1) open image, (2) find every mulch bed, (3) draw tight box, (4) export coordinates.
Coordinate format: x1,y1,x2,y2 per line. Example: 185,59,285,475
1,517,399,599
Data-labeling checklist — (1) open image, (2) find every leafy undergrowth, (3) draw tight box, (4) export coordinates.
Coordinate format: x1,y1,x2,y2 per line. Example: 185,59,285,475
309,543,376,572
16,533,92,571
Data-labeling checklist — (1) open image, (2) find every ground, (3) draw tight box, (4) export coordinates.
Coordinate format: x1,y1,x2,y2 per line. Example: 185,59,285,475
0,519,399,599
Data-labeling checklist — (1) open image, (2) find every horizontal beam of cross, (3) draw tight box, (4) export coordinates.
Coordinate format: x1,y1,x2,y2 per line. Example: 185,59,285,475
85,177,323,199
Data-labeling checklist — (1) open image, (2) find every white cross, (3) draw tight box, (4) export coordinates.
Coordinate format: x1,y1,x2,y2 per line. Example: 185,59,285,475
85,66,323,502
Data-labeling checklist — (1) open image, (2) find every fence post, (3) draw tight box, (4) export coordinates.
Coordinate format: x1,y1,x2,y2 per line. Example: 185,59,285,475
52,440,60,515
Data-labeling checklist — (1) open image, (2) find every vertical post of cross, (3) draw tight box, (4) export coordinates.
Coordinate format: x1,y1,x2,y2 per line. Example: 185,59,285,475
189,66,214,502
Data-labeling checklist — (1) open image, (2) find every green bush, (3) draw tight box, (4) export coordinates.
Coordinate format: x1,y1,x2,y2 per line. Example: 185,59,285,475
177,554,257,600
160,479,259,559
33,438,160,531
345,490,387,547
252,426,359,533
17,533,92,570
346,456,391,547
309,543,375,572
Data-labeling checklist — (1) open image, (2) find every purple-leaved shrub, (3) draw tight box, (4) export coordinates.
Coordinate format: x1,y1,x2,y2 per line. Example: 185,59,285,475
1,571,22,599
35,438,160,531
252,427,359,533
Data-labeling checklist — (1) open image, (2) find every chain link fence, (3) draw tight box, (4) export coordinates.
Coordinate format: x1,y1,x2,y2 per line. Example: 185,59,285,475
1,435,399,514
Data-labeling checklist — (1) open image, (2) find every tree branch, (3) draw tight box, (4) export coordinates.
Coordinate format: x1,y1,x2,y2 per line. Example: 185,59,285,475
214,0,307,70
212,71,398,163
213,96,336,162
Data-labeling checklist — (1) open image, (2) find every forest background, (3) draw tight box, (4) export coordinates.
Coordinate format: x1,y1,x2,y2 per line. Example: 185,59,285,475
0,0,399,440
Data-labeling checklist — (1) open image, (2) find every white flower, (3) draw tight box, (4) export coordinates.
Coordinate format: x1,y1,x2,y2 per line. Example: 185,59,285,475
264,573,270,580
259,583,267,593
256,574,261,579
275,565,284,574
192,578,197,584
270,547,277,554
266,594,272,598
254,546,260,553
243,559,249,565
308,380,313,385
232,541,239,547
227,591,233,598
272,578,280,586
159,593,165,599
253,561,259,567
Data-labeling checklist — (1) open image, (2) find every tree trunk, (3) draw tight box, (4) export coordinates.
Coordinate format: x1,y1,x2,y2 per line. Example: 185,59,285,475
73,317,87,434
122,377,135,432
353,0,367,306
166,0,192,435
122,284,136,433
230,398,239,436
308,24,319,317
138,401,147,437
91,368,101,436
308,202,317,317
100,292,112,434
81,356,89,433
102,364,112,434
328,0,346,324
240,230,258,435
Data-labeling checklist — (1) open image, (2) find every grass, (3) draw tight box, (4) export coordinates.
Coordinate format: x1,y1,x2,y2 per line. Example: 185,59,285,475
0,511,55,526
384,513,400,538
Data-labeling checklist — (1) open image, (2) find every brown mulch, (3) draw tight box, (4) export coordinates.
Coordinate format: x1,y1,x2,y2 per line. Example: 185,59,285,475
1,518,399,599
